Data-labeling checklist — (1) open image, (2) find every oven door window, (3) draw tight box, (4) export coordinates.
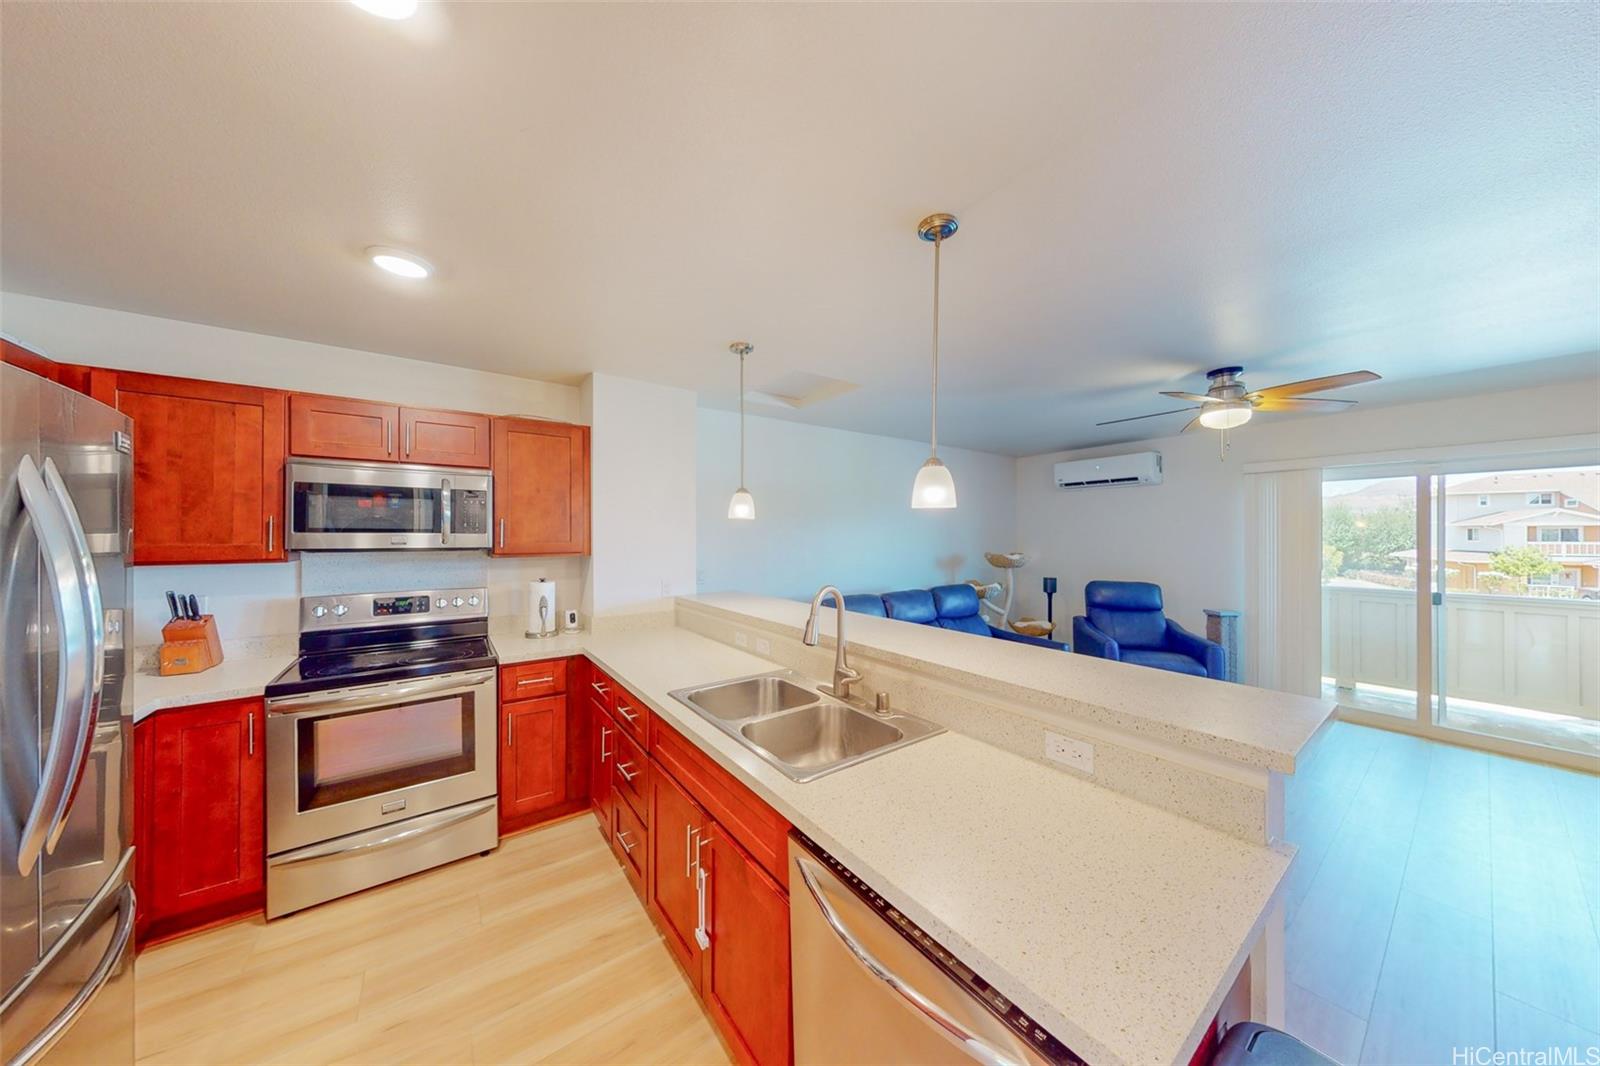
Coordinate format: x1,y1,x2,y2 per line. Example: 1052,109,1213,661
291,479,441,536
297,694,476,811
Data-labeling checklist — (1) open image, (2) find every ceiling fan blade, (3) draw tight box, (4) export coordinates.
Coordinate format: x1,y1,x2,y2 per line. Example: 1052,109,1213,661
1249,370,1380,399
1253,396,1358,413
1179,416,1203,433
1159,391,1218,403
1096,407,1201,427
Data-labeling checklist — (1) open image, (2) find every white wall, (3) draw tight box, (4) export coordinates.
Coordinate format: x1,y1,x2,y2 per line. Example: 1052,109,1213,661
1014,378,1600,635
0,293,589,645
589,373,698,616
696,409,1018,600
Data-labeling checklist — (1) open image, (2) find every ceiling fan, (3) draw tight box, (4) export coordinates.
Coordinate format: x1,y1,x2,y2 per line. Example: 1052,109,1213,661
1096,366,1382,432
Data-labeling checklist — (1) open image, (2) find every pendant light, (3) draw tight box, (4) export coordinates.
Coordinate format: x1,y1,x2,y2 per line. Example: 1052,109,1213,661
911,213,958,509
726,341,756,520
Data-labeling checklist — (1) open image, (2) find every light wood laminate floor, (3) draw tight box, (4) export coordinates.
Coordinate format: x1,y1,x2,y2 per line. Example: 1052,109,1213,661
134,815,731,1065
1284,722,1600,1064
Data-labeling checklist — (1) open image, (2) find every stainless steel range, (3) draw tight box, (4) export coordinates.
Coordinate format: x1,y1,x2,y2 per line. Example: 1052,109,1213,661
263,587,499,918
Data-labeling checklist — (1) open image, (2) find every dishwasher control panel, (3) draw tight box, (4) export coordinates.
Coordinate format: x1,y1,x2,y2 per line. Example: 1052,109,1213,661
791,832,1085,1066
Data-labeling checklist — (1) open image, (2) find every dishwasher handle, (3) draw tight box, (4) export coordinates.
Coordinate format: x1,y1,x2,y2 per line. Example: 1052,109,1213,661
793,854,1023,1066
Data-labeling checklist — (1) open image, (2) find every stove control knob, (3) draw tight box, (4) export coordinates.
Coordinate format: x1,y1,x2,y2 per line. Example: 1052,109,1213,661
467,595,480,607
435,597,448,608
451,596,465,608
333,603,349,617
311,604,328,618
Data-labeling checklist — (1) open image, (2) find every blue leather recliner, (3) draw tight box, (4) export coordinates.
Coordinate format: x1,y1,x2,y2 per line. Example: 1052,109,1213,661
826,585,1069,652
1071,581,1225,679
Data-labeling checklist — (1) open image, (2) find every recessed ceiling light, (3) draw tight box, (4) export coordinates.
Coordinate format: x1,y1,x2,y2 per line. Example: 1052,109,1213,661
351,0,418,19
367,247,432,279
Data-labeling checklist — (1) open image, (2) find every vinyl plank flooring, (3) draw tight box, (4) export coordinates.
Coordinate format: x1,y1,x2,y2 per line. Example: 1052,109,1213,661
1285,982,1367,1064
136,814,730,1066
1359,892,1495,1065
1495,994,1600,1056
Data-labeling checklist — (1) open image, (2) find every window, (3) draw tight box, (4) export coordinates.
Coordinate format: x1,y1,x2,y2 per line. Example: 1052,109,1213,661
1466,527,1482,542
1528,492,1554,505
1536,527,1580,542
1478,495,1490,507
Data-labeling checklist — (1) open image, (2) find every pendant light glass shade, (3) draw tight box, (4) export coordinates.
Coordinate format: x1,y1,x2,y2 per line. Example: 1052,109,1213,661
911,456,957,509
727,488,755,520
727,341,756,520
911,213,959,510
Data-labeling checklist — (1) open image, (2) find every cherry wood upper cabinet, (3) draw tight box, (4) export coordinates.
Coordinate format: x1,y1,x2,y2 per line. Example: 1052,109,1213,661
491,418,590,555
400,407,490,467
113,371,287,564
138,698,265,942
500,695,568,823
288,394,398,462
1,338,60,380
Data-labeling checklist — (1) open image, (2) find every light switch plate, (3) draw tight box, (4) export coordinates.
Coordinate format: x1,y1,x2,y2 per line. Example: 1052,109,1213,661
1044,731,1094,775
755,637,772,655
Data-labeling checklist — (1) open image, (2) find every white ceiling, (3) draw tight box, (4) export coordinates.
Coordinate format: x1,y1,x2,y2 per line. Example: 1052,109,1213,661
2,2,1595,456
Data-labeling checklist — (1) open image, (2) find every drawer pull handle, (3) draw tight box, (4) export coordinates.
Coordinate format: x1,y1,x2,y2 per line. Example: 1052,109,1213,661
517,675,554,686
591,681,609,695
616,704,639,723
617,830,637,854
617,762,639,783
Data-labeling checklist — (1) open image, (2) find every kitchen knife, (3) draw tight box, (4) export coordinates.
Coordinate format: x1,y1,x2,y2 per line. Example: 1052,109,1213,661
166,591,180,622
187,594,201,620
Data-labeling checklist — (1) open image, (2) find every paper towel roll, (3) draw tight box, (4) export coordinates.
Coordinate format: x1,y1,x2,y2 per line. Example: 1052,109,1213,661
527,580,558,637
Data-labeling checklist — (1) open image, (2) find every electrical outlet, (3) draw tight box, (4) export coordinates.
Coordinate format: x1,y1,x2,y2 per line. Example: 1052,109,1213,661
1044,731,1094,775
734,632,750,648
755,637,772,655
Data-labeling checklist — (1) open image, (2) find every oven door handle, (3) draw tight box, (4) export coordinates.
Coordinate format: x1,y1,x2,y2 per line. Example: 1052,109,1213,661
268,798,496,866
266,669,497,716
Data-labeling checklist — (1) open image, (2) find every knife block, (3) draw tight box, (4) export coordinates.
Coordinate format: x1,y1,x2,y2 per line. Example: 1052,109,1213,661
158,616,223,676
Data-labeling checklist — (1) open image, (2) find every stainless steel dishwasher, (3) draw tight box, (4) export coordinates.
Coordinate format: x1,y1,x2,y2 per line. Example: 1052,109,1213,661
789,834,1083,1066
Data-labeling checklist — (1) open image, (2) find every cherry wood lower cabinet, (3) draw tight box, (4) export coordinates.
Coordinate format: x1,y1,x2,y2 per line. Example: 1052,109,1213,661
588,691,616,841
649,770,707,972
497,657,589,836
134,698,265,946
702,827,792,1066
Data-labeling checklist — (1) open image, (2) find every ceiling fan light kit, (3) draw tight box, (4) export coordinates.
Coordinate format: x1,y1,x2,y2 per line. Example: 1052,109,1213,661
912,212,959,510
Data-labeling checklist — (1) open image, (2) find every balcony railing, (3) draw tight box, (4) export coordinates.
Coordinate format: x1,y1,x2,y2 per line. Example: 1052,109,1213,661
1322,584,1600,721
1529,541,1600,557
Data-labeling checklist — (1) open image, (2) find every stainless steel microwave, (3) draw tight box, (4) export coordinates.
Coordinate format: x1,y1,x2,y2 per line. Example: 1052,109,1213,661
285,459,492,550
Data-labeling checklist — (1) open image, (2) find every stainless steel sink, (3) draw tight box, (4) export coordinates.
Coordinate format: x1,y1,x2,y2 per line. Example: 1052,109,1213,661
678,675,818,721
669,671,943,782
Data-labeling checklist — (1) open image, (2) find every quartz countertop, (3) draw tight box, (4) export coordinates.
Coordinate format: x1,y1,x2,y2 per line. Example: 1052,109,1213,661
681,593,1331,773
131,619,1292,1065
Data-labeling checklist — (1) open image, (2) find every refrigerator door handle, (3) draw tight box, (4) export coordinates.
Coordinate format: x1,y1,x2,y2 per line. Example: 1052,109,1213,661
39,457,107,853
13,455,92,877
10,883,135,1066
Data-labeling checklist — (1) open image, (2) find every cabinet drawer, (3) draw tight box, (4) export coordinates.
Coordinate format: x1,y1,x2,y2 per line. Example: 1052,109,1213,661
588,668,616,716
612,795,647,898
611,685,650,747
653,719,790,887
612,727,649,825
500,659,567,701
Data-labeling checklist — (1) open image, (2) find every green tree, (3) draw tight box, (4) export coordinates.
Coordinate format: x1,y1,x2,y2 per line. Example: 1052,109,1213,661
1489,545,1560,579
1323,502,1415,575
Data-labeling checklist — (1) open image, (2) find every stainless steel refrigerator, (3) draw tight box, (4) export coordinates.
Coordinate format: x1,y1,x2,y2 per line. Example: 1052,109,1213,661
1,362,134,1065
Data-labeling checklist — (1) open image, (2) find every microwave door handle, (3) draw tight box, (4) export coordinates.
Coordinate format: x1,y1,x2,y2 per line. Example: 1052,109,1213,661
440,478,451,546
793,854,1019,1066
39,458,106,853
12,455,92,876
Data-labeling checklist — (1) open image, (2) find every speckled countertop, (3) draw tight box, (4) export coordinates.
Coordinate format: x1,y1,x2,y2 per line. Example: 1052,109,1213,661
683,593,1332,773
132,620,1291,1065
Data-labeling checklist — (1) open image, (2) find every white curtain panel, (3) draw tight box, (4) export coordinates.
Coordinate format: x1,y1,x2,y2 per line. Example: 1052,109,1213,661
1244,467,1323,695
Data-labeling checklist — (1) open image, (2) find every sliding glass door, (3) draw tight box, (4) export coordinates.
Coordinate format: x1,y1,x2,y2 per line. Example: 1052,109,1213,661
1321,462,1599,761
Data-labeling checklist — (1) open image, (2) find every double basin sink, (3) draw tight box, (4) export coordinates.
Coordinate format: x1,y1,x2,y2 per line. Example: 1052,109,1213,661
669,671,944,782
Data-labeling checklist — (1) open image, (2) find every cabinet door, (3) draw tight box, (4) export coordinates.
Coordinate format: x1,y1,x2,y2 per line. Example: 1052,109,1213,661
400,407,491,468
704,830,792,1066
114,372,286,563
500,696,567,822
490,418,589,555
288,394,399,462
589,699,615,840
649,771,707,982
145,699,265,921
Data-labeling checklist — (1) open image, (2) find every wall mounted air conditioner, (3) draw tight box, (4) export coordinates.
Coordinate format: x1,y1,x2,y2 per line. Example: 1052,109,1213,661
1054,451,1163,489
